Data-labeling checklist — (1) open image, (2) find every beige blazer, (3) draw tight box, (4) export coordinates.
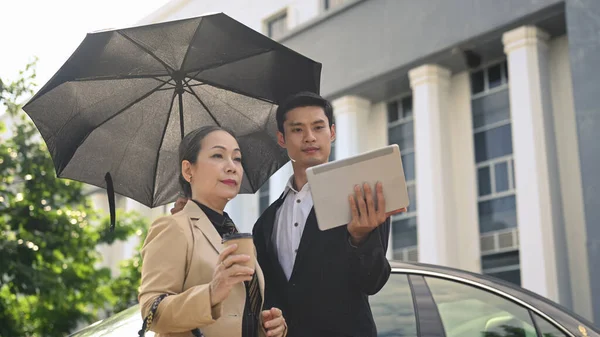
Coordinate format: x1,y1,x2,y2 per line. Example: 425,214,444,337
139,201,271,337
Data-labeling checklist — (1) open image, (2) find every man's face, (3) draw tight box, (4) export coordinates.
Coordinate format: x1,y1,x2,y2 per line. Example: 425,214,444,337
277,105,336,169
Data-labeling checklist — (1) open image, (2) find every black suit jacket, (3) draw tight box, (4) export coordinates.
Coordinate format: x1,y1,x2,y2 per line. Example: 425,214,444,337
252,193,391,337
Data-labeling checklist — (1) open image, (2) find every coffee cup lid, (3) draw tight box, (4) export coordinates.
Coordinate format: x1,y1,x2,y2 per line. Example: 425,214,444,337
222,232,253,242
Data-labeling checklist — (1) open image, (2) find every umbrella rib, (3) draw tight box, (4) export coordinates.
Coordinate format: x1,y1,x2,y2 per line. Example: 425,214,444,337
67,82,168,161
183,76,195,87
187,81,263,130
184,82,221,126
181,78,206,90
188,76,275,105
151,91,178,206
147,78,176,90
69,74,170,82
185,82,205,88
185,48,274,79
117,31,175,75
46,80,166,150
157,87,178,92
90,81,168,130
154,77,176,87
161,86,196,95
179,81,206,94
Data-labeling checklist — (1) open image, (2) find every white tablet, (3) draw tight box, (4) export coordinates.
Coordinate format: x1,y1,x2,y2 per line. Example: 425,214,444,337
306,144,410,231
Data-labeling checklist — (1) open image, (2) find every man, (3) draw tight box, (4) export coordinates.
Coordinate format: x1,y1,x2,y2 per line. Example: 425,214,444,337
253,91,405,337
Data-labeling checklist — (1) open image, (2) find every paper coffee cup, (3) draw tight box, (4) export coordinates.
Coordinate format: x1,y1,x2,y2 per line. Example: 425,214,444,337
222,233,254,269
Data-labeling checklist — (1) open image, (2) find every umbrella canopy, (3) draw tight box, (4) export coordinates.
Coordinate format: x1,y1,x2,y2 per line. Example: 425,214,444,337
22,13,321,217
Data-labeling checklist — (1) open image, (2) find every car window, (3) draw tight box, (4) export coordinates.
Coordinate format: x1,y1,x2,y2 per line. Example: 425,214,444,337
425,277,537,337
532,312,568,337
370,273,418,337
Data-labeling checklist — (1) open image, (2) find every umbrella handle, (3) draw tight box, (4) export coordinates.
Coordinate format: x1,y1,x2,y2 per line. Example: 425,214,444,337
178,88,184,139
105,172,116,232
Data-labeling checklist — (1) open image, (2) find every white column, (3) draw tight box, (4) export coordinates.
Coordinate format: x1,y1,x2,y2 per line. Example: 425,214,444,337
332,95,371,159
503,25,560,301
367,102,389,152
409,64,457,267
448,71,482,273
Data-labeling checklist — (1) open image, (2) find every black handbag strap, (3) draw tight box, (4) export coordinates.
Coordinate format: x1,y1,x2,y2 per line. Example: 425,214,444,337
138,294,168,337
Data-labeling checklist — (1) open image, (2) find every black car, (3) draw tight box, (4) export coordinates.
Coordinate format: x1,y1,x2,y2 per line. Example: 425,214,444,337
69,261,599,337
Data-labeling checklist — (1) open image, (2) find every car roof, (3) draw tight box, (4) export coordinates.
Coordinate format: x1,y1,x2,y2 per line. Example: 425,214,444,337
388,260,600,337
68,305,148,337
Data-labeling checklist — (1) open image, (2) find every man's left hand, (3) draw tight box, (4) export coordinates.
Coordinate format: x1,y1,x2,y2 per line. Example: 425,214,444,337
262,307,286,337
347,182,407,245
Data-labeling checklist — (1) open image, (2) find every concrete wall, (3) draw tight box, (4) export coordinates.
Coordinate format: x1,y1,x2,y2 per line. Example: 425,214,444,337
565,0,600,323
548,34,592,321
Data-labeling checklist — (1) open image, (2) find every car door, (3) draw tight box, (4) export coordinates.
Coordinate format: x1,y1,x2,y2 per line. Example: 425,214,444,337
370,272,574,337
369,272,419,337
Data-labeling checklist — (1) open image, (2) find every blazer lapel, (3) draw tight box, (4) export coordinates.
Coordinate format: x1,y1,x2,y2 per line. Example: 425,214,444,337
289,208,318,281
256,255,265,309
258,194,289,285
263,197,285,255
183,201,223,254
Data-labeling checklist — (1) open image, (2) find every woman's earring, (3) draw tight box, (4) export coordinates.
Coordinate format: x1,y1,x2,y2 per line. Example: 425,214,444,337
189,175,193,183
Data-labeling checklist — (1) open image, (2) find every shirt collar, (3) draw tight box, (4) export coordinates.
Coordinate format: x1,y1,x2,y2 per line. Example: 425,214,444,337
191,199,230,227
283,175,311,195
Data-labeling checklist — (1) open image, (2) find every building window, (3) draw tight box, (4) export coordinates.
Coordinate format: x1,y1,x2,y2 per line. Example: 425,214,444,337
481,251,521,285
471,61,509,96
323,0,347,10
388,95,418,262
265,11,288,40
258,180,270,214
471,60,520,286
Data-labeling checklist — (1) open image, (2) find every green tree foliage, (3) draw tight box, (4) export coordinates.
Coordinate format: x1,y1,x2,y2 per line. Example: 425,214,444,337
1,61,147,337
107,219,147,314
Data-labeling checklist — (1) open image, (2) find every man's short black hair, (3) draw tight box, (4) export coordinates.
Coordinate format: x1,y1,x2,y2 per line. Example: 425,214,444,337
276,91,334,133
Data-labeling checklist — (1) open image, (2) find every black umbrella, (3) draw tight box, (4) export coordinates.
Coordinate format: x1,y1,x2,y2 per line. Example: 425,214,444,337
22,12,321,230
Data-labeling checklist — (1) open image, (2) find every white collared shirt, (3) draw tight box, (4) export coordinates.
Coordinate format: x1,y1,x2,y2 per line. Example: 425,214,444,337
271,176,314,280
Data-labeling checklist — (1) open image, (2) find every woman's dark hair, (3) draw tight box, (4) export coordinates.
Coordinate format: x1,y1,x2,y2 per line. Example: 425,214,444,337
178,125,237,198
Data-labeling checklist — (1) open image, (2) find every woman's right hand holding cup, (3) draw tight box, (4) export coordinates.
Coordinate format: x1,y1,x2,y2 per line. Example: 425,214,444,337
209,244,254,306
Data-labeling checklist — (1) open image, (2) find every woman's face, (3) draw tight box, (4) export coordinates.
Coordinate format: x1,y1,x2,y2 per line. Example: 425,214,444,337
183,130,244,205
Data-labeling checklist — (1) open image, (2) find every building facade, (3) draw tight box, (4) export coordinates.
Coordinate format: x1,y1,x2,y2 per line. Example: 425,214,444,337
131,0,600,324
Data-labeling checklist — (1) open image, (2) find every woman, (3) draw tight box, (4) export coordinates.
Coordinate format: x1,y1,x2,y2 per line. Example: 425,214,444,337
138,126,287,337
